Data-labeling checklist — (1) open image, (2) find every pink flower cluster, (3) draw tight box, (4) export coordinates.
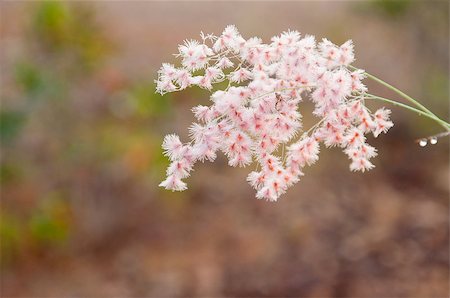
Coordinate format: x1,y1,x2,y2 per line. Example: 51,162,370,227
157,25,393,201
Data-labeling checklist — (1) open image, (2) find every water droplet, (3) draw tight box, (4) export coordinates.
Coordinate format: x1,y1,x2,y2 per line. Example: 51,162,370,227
430,137,438,145
419,139,427,147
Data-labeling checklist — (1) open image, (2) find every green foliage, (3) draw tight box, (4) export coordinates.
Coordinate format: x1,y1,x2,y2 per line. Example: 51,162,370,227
14,61,65,101
32,1,71,50
29,213,67,245
0,110,25,143
31,1,110,70
65,5,111,70
28,193,71,247
371,0,412,17
0,214,21,267
0,163,22,185
1,0,183,269
1,193,72,267
14,62,46,96
126,83,172,118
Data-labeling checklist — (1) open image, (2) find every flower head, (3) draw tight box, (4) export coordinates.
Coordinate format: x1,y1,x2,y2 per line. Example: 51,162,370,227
156,26,394,201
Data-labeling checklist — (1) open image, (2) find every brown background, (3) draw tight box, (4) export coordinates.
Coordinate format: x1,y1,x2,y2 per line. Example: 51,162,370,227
1,1,449,297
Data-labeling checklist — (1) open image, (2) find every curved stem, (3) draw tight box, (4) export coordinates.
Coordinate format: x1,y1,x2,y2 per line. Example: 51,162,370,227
349,65,450,131
365,94,450,129
349,66,436,115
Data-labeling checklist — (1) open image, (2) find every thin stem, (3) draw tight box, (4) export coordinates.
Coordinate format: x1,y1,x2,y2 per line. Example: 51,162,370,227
349,65,449,131
305,118,326,136
416,131,450,143
350,66,442,115
429,131,450,139
365,94,450,129
250,85,316,102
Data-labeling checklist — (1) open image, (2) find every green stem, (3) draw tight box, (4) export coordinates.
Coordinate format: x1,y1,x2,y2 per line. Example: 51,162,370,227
349,65,450,131
365,94,450,129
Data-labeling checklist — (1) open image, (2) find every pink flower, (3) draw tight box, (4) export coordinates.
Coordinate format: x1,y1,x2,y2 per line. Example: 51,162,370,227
287,136,320,168
229,68,253,83
159,175,187,191
162,134,184,161
178,40,213,71
157,26,394,201
349,157,375,172
216,57,234,69
373,108,394,137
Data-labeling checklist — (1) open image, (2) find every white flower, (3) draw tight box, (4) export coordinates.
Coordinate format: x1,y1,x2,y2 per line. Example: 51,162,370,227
191,105,212,122
372,108,394,137
349,157,375,172
159,175,187,191
157,25,395,201
162,134,183,161
216,57,234,69
178,40,213,71
214,25,245,53
229,68,253,83
287,136,320,168
344,127,366,148
166,160,192,179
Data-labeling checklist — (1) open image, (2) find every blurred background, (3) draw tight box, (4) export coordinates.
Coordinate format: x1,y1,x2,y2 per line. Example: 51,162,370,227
0,1,449,297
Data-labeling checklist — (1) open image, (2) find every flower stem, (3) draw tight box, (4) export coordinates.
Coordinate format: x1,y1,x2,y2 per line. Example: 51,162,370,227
365,94,450,129
349,65,450,131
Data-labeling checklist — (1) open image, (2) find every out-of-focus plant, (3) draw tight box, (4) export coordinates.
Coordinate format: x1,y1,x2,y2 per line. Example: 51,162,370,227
14,62,47,97
371,0,412,17
0,214,22,267
1,1,113,263
31,1,110,70
28,193,71,248
125,82,173,119
0,110,25,144
1,1,175,268
0,194,71,269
